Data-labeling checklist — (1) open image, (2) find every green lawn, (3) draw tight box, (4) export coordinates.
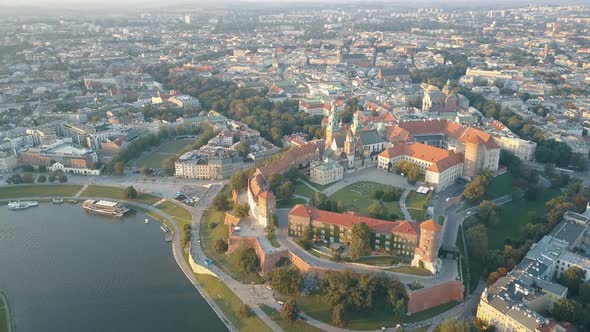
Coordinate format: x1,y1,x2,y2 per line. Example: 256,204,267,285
260,304,324,332
389,266,433,276
329,182,403,219
295,294,458,330
356,255,405,266
135,139,194,169
277,197,308,208
81,185,160,205
406,191,431,222
193,273,272,332
0,184,82,199
200,208,262,284
486,188,561,250
486,173,515,199
157,200,192,224
294,181,316,199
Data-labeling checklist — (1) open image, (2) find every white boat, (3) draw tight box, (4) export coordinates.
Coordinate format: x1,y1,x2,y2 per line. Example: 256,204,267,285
52,198,64,204
8,201,39,210
82,200,129,217
145,219,149,224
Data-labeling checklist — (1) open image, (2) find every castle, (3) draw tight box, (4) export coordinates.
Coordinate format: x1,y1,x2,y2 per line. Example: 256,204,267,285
421,81,463,114
288,205,443,273
324,103,387,168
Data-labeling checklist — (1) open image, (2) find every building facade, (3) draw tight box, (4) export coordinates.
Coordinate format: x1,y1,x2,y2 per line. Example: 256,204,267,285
309,159,344,185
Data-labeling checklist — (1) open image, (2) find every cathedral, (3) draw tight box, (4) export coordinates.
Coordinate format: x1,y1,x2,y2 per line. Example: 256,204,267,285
324,103,387,168
421,80,462,113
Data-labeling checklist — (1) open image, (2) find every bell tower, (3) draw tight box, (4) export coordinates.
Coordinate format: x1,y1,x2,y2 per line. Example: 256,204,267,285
325,102,340,150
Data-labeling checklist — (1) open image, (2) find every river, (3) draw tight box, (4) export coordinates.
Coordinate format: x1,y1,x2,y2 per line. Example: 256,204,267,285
0,203,226,332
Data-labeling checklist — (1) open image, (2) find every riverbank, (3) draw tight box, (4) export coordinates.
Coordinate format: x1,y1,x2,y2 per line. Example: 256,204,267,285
1,290,14,332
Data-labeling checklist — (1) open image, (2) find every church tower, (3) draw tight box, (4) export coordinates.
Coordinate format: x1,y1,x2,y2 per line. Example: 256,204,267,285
442,80,452,96
325,102,340,150
351,110,363,136
344,129,356,168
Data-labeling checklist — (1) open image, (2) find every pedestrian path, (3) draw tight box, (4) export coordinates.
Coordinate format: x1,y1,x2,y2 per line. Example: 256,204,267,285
400,189,413,221
152,198,167,207
74,184,88,198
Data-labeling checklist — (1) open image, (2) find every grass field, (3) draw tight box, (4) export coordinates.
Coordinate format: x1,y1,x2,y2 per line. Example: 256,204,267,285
486,173,515,199
277,197,308,208
157,200,192,224
405,191,431,222
260,305,324,332
193,273,271,332
389,266,433,276
294,181,316,199
0,184,82,199
329,181,403,219
200,208,262,284
356,255,405,266
135,139,194,169
81,185,160,205
295,294,458,330
485,188,561,250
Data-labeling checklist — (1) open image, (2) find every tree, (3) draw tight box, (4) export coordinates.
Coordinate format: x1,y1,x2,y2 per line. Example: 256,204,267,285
558,266,585,296
214,239,228,253
23,172,34,183
478,201,500,226
125,186,138,199
236,141,251,157
349,222,371,260
234,248,258,273
140,166,152,176
37,175,47,183
396,160,421,184
235,203,250,218
367,203,385,219
114,161,124,175
270,267,302,296
332,304,346,327
58,174,68,183
312,192,328,209
438,319,470,332
465,224,488,261
280,299,299,324
48,174,56,183
552,298,579,323
238,304,251,319
463,173,490,202
278,180,294,199
487,267,508,286
38,165,47,172
212,193,230,211
229,170,250,191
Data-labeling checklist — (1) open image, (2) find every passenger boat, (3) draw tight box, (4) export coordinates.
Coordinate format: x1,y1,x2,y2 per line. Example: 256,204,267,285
8,201,39,210
82,200,129,217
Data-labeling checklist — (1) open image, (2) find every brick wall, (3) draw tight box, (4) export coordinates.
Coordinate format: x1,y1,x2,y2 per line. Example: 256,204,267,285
406,280,464,314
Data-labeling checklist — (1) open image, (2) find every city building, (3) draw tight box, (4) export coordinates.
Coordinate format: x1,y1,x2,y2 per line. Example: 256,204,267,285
309,159,344,185
477,207,590,331
288,205,442,271
386,119,500,178
378,142,464,191
174,148,248,180
0,149,18,172
18,139,99,175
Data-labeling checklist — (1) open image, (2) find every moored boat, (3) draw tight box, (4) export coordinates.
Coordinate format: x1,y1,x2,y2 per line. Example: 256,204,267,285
82,200,129,217
8,201,39,210
52,198,64,204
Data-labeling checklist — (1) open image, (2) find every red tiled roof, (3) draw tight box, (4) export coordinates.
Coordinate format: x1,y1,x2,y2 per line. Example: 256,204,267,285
289,204,418,236
379,143,464,173
387,120,500,150
420,219,442,232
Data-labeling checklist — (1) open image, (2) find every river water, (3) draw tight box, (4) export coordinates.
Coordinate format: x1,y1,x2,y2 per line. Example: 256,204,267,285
0,203,226,332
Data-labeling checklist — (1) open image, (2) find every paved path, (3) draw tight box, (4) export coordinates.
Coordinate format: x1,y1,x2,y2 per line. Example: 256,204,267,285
321,168,417,196
399,189,413,221
152,198,167,207
0,291,12,332
74,184,88,197
187,184,283,332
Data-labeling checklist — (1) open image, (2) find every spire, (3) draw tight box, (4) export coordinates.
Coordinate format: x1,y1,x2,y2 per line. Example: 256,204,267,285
351,109,362,136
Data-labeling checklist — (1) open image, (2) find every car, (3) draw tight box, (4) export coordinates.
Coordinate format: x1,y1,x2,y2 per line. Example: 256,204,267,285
467,211,471,215
204,258,213,266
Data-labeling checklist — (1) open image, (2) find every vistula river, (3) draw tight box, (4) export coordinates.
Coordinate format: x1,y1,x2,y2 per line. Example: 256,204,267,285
0,203,226,332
